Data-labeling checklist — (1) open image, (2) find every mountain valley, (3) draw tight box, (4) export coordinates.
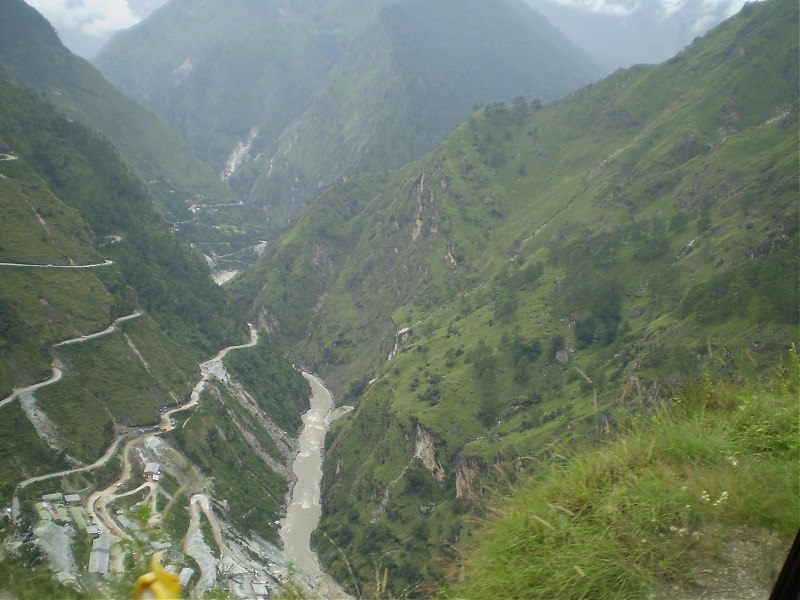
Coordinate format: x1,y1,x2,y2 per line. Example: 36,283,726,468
94,0,600,243
0,0,798,598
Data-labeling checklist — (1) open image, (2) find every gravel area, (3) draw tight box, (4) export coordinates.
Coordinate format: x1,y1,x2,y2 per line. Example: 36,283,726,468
34,521,78,574
185,524,217,593
654,527,787,599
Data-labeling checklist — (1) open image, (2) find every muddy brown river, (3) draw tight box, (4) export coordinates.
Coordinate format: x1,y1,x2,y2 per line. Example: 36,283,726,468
279,372,350,598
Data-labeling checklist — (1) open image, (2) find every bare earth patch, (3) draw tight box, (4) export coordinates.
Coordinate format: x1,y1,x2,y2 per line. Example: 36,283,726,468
655,527,788,599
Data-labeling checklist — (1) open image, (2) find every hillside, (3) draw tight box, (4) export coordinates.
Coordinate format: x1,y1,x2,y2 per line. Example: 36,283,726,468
449,362,799,599
94,0,599,235
0,79,310,598
0,74,246,479
232,0,799,593
0,0,258,259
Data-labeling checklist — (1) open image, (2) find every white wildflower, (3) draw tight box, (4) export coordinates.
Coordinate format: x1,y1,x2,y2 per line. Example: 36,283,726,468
713,491,729,506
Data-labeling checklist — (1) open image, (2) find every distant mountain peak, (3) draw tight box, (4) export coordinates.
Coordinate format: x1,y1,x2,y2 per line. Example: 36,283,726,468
94,0,601,236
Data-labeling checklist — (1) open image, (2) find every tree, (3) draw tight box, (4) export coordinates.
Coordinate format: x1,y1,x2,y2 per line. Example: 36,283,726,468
467,338,497,381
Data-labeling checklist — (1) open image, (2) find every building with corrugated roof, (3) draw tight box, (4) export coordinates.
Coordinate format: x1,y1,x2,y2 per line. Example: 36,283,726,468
88,535,112,574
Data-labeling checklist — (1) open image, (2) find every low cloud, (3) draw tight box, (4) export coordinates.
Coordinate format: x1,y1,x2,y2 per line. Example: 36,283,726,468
26,0,141,37
549,0,755,19
547,0,640,16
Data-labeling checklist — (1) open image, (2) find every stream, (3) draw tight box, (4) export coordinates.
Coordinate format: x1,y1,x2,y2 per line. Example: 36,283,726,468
280,372,350,598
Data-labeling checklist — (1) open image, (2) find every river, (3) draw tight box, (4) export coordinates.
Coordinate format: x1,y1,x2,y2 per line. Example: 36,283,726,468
280,372,350,599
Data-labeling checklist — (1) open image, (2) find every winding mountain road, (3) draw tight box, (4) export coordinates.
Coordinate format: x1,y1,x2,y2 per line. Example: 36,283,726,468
54,311,141,347
0,312,142,412
0,259,114,268
180,324,258,429
0,363,63,411
9,323,258,532
80,324,259,542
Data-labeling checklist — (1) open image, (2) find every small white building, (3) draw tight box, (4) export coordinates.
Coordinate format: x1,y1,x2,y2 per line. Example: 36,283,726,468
144,462,161,478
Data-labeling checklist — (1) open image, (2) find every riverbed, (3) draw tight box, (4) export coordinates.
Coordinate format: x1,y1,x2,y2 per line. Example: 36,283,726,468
279,372,350,598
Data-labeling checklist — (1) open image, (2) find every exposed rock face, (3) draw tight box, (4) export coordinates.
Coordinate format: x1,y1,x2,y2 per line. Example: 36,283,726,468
256,307,280,334
414,425,445,483
455,458,485,500
388,325,414,360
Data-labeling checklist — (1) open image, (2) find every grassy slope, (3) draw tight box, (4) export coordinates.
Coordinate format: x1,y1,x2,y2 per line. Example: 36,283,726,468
0,159,116,391
234,0,798,594
448,357,799,598
0,80,247,358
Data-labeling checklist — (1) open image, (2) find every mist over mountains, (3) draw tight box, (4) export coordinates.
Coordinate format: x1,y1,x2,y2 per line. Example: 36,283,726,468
525,0,761,70
93,0,600,235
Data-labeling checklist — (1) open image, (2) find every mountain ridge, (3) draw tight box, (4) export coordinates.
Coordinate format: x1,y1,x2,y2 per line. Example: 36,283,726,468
94,0,600,235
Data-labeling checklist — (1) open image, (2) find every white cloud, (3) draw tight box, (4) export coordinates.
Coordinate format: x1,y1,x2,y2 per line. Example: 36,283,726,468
547,0,641,16
549,0,755,18
660,0,685,18
25,0,141,37
702,0,754,17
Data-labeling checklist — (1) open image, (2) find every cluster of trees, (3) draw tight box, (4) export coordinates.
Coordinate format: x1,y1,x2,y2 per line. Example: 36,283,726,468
223,338,310,436
493,260,544,321
465,331,547,426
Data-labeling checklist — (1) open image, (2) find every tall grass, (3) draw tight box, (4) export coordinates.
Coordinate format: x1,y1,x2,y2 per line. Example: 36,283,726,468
446,352,799,599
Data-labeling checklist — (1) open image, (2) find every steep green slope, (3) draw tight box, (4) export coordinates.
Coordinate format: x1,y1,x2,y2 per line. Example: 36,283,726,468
0,78,311,597
0,81,244,357
95,0,598,236
233,0,798,594
240,0,598,229
0,78,245,482
0,0,251,254
449,362,799,599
